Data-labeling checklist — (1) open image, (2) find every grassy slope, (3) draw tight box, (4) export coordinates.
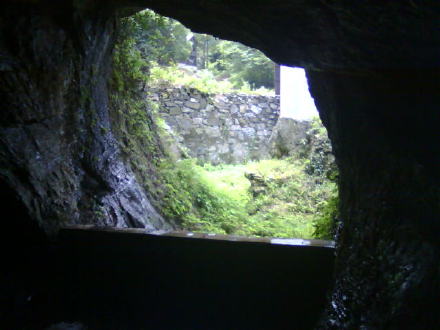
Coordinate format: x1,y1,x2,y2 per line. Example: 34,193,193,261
164,158,337,239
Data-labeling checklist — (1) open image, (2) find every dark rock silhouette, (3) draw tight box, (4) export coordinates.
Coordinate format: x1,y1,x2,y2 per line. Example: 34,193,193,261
1,1,439,329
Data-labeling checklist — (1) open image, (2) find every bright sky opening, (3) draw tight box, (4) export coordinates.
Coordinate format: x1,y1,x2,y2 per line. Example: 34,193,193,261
280,66,318,120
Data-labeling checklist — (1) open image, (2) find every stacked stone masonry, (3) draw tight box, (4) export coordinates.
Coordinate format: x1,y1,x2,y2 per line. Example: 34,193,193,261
150,87,280,164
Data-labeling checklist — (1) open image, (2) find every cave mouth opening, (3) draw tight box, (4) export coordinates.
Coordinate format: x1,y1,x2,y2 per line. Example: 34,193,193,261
120,9,338,243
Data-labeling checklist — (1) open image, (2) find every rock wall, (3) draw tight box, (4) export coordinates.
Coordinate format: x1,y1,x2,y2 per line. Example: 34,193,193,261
3,1,440,329
141,2,440,328
150,87,280,164
269,118,311,158
0,4,172,234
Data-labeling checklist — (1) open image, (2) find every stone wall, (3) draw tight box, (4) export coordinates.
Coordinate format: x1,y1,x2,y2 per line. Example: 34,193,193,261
150,87,280,164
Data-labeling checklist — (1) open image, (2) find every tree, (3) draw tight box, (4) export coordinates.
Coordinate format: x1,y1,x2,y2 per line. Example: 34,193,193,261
124,9,275,91
122,10,192,66
208,40,274,89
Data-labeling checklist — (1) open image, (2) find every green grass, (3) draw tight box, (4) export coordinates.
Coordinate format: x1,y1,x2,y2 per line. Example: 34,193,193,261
202,164,250,204
150,63,274,95
160,158,337,239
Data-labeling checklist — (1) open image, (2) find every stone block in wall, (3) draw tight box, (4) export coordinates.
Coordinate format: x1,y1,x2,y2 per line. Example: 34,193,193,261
218,143,229,154
194,128,204,135
230,104,239,114
193,118,203,125
268,117,310,158
154,86,280,164
178,118,193,131
250,105,262,114
169,107,181,115
244,112,256,119
205,127,221,138
223,118,233,126
199,98,207,109
243,127,256,136
184,100,200,110
205,104,215,113
207,112,221,126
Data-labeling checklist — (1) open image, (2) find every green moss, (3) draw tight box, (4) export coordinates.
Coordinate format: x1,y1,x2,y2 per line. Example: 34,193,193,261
108,16,168,214
158,158,338,239
108,14,338,239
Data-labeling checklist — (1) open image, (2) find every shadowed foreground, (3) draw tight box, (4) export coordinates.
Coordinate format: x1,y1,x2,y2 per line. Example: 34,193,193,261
4,227,334,329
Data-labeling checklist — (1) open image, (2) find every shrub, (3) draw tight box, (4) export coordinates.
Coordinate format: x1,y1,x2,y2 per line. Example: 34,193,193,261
313,194,339,240
160,157,338,239
150,63,274,95
158,160,248,234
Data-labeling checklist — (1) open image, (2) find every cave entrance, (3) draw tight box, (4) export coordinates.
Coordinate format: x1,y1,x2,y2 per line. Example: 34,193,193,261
122,9,337,242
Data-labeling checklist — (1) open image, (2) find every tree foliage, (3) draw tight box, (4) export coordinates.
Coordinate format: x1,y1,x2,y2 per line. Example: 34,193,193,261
208,40,274,89
127,9,275,91
111,12,337,239
120,10,192,67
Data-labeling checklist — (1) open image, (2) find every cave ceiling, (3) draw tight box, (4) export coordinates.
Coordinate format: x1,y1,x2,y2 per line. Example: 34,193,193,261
113,0,440,71
7,1,439,70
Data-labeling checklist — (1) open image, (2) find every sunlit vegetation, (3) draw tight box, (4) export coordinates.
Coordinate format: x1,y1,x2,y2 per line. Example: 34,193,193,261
111,10,338,240
159,156,338,239
123,9,275,94
150,64,274,95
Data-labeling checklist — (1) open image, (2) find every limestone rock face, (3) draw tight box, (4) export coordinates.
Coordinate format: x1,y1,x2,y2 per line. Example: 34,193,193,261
0,3,171,234
1,1,440,329
307,69,440,329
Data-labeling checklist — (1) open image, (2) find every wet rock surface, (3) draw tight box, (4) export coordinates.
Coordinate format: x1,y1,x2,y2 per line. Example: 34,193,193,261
1,1,440,329
307,69,440,328
0,3,170,233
